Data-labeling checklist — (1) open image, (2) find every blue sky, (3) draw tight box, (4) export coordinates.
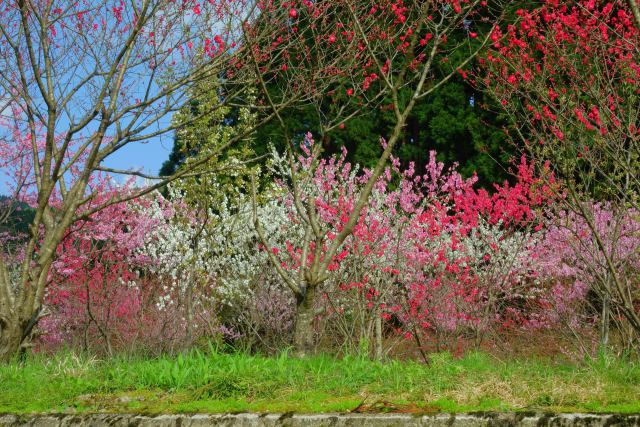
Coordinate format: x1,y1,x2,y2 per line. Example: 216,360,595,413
102,135,174,184
0,136,173,195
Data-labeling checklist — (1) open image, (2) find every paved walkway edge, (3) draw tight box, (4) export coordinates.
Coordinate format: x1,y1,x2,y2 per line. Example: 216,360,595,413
1,413,640,426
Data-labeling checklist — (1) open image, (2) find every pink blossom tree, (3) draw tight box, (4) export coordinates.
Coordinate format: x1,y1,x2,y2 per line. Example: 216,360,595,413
534,204,640,353
251,0,509,356
260,134,554,358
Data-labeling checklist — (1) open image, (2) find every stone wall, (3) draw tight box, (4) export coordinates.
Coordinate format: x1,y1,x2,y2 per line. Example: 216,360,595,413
1,413,639,426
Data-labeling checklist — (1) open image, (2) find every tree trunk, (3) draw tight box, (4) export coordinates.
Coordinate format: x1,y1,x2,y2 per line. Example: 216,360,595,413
181,270,195,346
1,302,43,362
375,315,383,361
293,285,317,357
185,280,194,345
0,318,23,363
600,279,610,351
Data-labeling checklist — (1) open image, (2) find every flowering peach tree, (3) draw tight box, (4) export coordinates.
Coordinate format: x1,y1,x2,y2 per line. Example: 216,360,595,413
251,0,510,355
257,132,556,356
481,0,640,347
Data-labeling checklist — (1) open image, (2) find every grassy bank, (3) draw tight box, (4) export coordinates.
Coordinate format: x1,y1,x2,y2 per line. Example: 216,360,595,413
1,349,639,414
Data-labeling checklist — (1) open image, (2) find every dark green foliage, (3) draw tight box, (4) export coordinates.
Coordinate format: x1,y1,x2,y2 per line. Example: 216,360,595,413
159,142,185,177
254,78,511,185
160,6,525,186
162,79,511,187
0,196,34,237
402,80,512,186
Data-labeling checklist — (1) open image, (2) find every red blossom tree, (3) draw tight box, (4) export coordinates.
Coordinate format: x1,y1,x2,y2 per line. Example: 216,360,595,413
42,184,156,355
480,0,640,347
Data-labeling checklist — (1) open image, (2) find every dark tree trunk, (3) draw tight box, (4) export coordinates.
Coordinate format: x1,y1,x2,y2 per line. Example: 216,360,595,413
0,318,23,362
293,285,317,357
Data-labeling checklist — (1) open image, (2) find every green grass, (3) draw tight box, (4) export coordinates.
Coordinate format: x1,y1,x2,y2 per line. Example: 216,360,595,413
1,348,639,415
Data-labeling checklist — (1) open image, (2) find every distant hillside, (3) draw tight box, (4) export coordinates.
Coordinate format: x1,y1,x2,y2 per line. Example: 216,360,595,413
0,195,34,236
